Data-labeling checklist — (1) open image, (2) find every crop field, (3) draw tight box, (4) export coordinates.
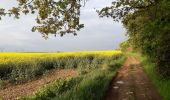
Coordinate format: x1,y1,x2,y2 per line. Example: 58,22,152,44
0,50,125,99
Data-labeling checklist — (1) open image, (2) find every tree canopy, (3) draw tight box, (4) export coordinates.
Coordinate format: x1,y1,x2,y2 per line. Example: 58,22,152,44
0,0,87,38
99,0,170,78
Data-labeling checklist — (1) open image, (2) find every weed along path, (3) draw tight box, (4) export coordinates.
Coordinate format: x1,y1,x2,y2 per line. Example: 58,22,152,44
105,55,162,100
0,69,77,100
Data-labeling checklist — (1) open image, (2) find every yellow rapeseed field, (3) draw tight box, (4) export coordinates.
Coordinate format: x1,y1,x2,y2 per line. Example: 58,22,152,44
0,50,121,64
0,50,122,82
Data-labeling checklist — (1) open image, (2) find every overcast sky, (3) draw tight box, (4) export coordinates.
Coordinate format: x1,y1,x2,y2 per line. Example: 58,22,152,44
0,0,127,52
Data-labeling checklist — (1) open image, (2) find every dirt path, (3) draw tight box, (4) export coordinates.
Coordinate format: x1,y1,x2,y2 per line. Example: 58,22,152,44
105,56,162,100
0,69,77,100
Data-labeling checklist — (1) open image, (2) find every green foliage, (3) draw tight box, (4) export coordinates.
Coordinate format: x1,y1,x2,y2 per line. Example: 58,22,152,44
99,0,170,78
56,70,113,100
0,79,5,89
20,56,126,100
98,0,157,21
21,77,83,100
0,0,87,37
120,41,130,51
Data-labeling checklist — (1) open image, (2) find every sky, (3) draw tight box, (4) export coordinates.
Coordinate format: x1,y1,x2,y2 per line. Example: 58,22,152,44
0,0,127,52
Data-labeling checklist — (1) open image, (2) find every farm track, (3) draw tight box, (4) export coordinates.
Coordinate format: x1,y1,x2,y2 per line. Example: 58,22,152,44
0,69,77,100
105,56,162,100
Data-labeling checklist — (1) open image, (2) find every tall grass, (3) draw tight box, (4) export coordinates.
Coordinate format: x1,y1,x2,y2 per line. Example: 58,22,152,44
20,55,126,100
0,50,122,83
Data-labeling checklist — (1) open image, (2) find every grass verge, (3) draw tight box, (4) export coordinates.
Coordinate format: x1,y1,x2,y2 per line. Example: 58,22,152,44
20,56,126,100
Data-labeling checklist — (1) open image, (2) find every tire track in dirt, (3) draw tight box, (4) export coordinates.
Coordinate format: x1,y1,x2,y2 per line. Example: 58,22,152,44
0,69,77,100
105,56,162,100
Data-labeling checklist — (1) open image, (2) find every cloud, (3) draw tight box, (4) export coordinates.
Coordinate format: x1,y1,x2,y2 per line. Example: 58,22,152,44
0,0,127,52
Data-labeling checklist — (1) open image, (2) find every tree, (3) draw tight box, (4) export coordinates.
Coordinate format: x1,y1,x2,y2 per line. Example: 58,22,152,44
99,0,170,78
0,0,87,38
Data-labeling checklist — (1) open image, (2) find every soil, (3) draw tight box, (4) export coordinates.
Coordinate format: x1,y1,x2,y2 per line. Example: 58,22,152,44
105,56,162,100
0,69,77,100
